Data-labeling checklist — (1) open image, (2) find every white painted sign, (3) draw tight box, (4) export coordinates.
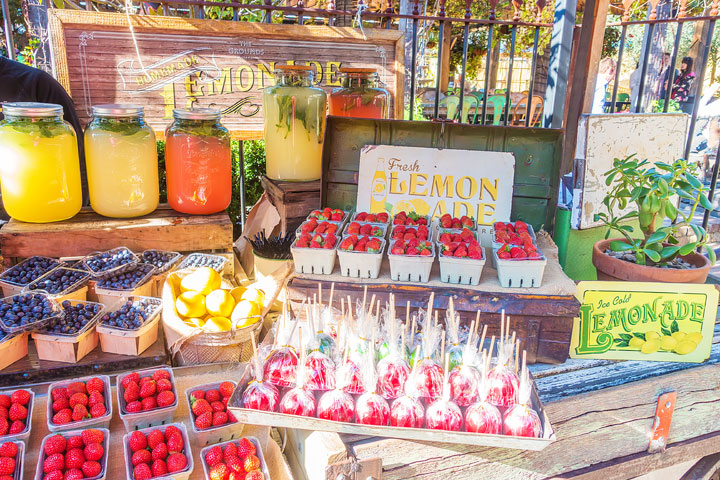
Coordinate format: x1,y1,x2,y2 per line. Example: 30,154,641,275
356,145,515,225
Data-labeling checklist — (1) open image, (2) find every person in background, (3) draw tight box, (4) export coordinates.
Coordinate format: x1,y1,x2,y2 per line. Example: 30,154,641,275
592,57,617,114
658,52,678,99
672,56,696,103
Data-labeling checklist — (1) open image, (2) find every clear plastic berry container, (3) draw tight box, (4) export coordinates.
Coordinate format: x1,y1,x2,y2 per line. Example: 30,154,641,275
35,428,110,480
46,374,113,432
122,422,193,480
117,366,178,431
82,247,140,279
200,436,270,480
0,388,33,444
0,256,60,296
185,381,243,446
0,293,62,335
141,250,182,275
176,253,229,273
24,266,91,301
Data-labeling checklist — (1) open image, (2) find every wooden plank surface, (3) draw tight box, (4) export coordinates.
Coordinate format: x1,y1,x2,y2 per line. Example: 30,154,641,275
0,205,233,259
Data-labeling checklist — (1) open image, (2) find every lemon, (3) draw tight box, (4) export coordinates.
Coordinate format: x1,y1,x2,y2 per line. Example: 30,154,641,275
645,331,660,341
184,317,206,328
659,336,678,351
685,332,703,344
235,316,261,329
641,339,660,354
204,316,232,332
180,267,221,295
206,289,236,317
674,340,698,355
229,286,247,303
232,300,262,324
671,331,687,343
241,288,266,307
628,337,645,349
175,291,207,318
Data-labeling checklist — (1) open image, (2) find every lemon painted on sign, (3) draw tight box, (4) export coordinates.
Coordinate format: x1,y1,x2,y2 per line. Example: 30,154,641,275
570,281,719,363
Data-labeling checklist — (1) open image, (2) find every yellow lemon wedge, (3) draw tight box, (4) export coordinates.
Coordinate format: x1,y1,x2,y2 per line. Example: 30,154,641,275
229,286,247,304
206,289,236,317
175,290,207,318
180,267,221,295
204,316,232,332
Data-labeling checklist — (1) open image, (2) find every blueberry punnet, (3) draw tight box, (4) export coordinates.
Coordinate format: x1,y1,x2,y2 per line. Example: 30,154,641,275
96,263,154,290
85,248,136,274
45,301,102,335
0,257,59,286
180,254,224,271
28,267,90,294
101,298,159,330
0,293,57,330
141,250,179,271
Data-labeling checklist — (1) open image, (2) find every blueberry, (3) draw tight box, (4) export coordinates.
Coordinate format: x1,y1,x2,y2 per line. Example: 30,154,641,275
0,257,60,286
85,248,136,274
96,263,154,290
180,254,224,271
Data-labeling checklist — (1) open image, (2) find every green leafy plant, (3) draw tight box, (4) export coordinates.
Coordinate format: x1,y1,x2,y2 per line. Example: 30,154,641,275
651,99,681,113
594,154,716,267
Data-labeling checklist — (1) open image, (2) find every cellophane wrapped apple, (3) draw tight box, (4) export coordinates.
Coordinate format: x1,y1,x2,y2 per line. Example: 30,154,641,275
317,352,355,422
263,317,299,388
486,339,519,408
449,326,481,407
502,354,542,438
445,302,464,372
279,327,317,417
425,355,463,431
465,351,502,434
376,313,410,400
242,350,280,411
355,349,390,426
408,321,444,402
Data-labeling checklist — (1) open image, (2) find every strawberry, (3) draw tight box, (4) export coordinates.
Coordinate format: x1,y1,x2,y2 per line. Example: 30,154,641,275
157,390,175,408
128,431,147,452
237,438,256,457
43,453,65,474
121,373,140,389
454,246,468,258
0,397,9,409
190,390,205,401
192,399,212,417
139,376,153,387
151,442,168,461
212,411,228,426
0,442,16,458
67,436,84,449
139,380,156,399
9,390,29,406
81,460,102,478
8,404,26,422
44,435,67,456
209,463,229,480
246,471,265,480
65,448,85,469
156,379,172,393
227,411,237,423
51,388,67,401
152,369,171,382
419,248,432,256
222,396,230,406
133,463,152,480
407,247,420,256
64,469,83,480
88,391,104,407
146,429,164,449
52,397,69,413
244,454,261,472
90,403,106,418
224,442,238,460
125,401,141,413
528,250,542,259
7,421,23,435
0,457,14,476
207,389,222,403
85,378,104,394
325,233,337,248
43,471,63,480
0,418,9,435
0,407,7,420
84,442,103,461
166,433,183,454
167,453,187,473
123,382,140,403
211,401,225,413
66,382,86,395
71,404,89,422
141,397,157,411
152,459,168,477
510,247,527,259
204,446,223,467
164,425,181,438
309,240,322,249
69,393,88,409
339,238,354,251
131,449,151,466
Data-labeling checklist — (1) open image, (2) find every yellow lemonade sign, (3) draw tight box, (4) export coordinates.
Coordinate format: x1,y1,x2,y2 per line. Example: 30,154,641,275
570,282,718,363
356,145,515,225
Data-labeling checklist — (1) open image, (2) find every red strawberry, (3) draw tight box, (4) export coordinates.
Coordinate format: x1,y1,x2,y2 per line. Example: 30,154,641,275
204,446,223,467
0,407,7,419
164,425,181,439
498,249,511,259
88,391,104,407
43,471,63,480
309,240,322,249
192,399,212,417
152,369,171,382
8,404,26,422
84,442,103,461
7,421,23,435
52,397,69,413
51,388,68,401
222,396,230,406
90,403,106,418
128,431,148,452
85,378,104,394
528,250,542,259
0,418,9,435
43,453,65,474
141,397,157,411
0,442,16,458
44,435,67,455
69,393,88,409
156,379,172,393
125,401,141,413
131,449,151,466
224,442,238,460
67,436,84,449
191,390,205,401
244,454,261,472
339,238,354,251
194,412,212,430
246,471,265,480
167,453,187,473
226,455,244,474
9,390,29,406
152,459,168,477
123,382,140,403
211,401,225,413
65,448,85,469
71,404,89,421
212,411,228,426
64,468,83,480
146,429,164,449
66,382,86,395
0,458,13,476
209,463,229,480
151,442,168,461
133,463,152,480
227,411,237,423
139,380,156,399
156,390,175,407
237,438,256,457
0,397,9,409
121,373,139,389
166,433,183,454
81,460,102,478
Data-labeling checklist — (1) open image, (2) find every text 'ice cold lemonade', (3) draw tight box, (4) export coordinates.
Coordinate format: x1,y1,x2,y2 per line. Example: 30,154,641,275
263,65,327,181
165,108,231,215
84,104,159,218
329,68,390,119
0,102,82,223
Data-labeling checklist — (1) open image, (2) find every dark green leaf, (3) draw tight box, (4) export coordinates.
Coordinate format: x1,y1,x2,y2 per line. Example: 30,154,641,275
632,332,646,340
706,244,717,265
619,333,633,341
605,172,618,186
630,187,642,202
665,201,677,220
661,245,681,257
658,178,669,196
619,225,635,233
686,174,702,189
690,224,703,242
661,327,672,336
671,320,679,333
667,235,680,245
676,189,695,200
644,248,661,262
679,243,696,256
646,231,667,245
609,240,634,252
699,194,714,211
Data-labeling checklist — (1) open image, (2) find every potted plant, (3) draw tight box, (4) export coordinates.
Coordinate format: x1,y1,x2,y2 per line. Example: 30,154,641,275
592,155,716,283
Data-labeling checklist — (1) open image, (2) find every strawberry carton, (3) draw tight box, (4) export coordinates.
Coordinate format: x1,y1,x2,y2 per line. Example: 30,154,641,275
351,211,390,225
295,219,343,236
437,227,477,244
390,225,432,243
200,437,270,480
35,428,110,480
0,388,33,444
47,375,113,432
342,221,387,239
437,213,475,230
0,440,23,480
492,221,536,250
122,423,193,480
291,232,338,275
392,211,430,227
307,208,348,224
185,381,242,446
494,246,547,288
117,367,178,432
437,239,486,285
387,240,435,283
337,236,386,279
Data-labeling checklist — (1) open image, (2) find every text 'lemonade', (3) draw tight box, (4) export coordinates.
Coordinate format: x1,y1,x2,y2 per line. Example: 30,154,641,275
329,68,390,119
263,65,326,181
165,108,231,214
84,104,159,218
0,102,82,223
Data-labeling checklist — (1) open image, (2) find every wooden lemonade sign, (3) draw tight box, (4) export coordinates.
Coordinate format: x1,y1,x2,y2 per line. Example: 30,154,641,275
571,281,718,363
48,10,404,138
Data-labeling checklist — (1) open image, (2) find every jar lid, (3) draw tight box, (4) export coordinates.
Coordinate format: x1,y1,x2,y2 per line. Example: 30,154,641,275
91,104,144,117
274,65,313,72
1,102,64,117
339,67,377,74
173,108,222,120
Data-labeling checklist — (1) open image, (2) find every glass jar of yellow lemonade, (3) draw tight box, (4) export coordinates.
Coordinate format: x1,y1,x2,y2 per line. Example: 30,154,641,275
263,65,326,181
0,102,82,223
84,105,159,218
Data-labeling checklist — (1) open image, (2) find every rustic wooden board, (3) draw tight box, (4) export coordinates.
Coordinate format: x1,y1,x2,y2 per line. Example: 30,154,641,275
0,204,233,259
260,176,321,235
47,10,404,139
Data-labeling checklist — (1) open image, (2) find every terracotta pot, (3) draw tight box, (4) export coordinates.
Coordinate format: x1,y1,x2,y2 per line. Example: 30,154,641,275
592,238,711,283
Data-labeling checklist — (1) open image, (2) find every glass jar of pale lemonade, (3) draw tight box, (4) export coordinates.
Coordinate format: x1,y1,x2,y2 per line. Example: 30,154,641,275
165,108,231,215
263,65,327,181
0,102,82,223
84,104,159,218
329,68,390,119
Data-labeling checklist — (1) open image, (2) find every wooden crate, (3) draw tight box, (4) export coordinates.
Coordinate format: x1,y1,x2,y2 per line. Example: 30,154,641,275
261,176,320,235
